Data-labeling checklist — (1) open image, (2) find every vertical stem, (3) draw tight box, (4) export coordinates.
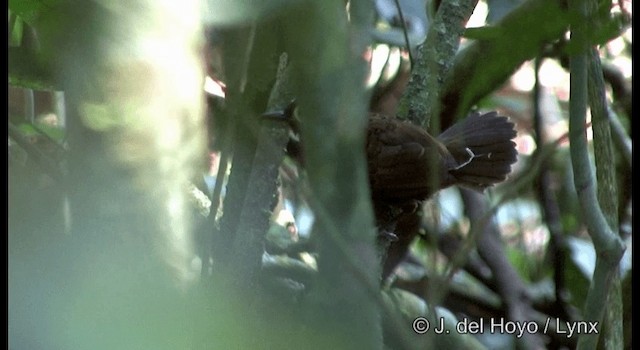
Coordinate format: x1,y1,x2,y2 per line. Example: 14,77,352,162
285,0,381,348
587,47,624,350
568,0,626,349
533,57,571,320
396,0,478,128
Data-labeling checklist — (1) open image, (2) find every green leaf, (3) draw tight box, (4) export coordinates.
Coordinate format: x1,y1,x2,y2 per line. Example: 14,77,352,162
440,0,570,120
560,12,632,56
8,13,24,47
8,0,60,25
463,26,504,40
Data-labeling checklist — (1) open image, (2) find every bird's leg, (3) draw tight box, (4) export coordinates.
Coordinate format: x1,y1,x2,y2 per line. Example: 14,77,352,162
374,201,418,245
379,230,399,242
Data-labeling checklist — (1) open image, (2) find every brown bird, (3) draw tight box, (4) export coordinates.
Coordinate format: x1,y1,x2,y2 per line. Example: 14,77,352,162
266,105,518,278
366,112,517,220
364,112,517,278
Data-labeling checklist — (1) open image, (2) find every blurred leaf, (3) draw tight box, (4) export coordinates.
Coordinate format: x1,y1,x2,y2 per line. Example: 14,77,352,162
9,47,58,90
383,288,487,349
561,12,632,55
8,4,59,90
480,93,530,113
8,0,69,31
8,3,62,90
449,270,502,307
16,122,65,143
8,0,53,25
16,123,41,137
203,0,304,25
8,13,24,47
440,0,570,122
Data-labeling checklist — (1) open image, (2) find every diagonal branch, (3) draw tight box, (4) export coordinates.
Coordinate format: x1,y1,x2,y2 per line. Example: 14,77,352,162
460,189,546,349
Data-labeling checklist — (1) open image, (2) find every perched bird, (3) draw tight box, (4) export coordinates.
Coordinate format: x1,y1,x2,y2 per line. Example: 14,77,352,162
367,111,517,204
366,112,517,223
266,105,518,278
365,112,517,278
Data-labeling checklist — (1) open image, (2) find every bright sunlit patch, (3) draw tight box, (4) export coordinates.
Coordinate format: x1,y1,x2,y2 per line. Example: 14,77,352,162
585,110,593,141
382,47,402,81
467,1,488,28
605,29,631,78
515,133,536,156
623,26,632,42
612,0,632,14
368,44,390,88
204,76,226,98
158,117,182,149
548,119,570,146
434,188,464,230
167,192,183,217
607,36,627,56
510,59,572,101
538,60,570,88
510,62,535,91
611,56,632,79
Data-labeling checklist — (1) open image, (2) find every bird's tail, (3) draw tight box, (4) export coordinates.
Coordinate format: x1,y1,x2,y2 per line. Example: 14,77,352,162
437,111,518,191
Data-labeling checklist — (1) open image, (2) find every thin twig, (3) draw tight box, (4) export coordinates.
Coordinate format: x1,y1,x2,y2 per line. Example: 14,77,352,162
392,0,414,67
532,57,573,322
586,45,625,349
